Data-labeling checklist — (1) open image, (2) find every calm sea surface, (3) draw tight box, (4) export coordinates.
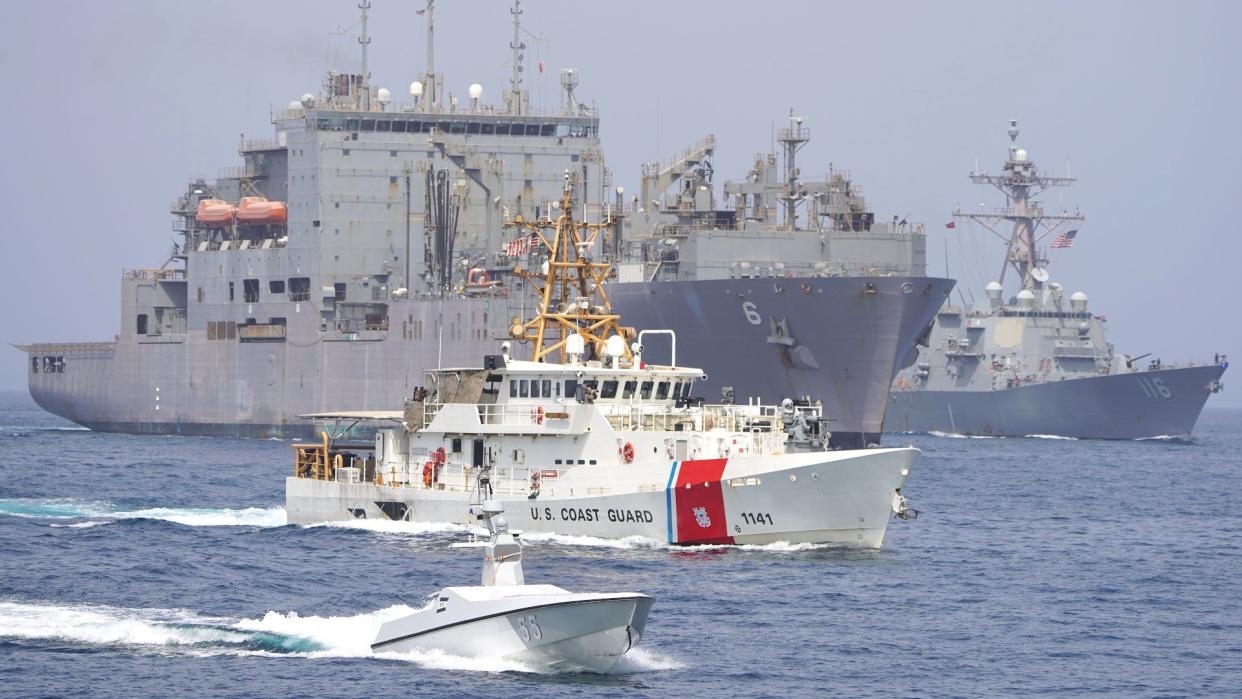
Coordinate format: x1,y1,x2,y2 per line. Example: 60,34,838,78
0,390,1238,698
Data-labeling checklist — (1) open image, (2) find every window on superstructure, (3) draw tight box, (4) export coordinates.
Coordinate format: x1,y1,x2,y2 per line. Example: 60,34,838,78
656,382,671,400
243,279,260,303
392,121,407,133
519,380,529,398
495,124,510,136
622,380,637,399
530,380,541,398
31,357,38,374
377,121,391,132
289,277,311,302
228,282,235,302
341,149,350,157
601,380,618,399
541,380,552,397
680,381,693,399
640,381,653,399
136,314,148,335
509,380,518,398
481,123,495,135
334,283,347,301
269,280,285,294
565,379,578,398
269,317,286,326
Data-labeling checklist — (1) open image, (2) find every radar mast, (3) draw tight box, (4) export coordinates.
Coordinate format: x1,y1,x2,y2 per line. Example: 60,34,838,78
953,120,1084,291
507,174,632,365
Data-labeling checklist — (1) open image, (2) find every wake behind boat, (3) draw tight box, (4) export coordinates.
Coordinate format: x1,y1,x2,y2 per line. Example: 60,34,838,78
285,179,919,547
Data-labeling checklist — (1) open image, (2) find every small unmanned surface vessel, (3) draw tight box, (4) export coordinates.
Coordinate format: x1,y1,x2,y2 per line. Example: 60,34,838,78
371,500,653,673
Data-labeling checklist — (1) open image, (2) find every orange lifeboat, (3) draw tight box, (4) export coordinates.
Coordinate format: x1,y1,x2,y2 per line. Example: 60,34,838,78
195,199,236,228
236,196,288,225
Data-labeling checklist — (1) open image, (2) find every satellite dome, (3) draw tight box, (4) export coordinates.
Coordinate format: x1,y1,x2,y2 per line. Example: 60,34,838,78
468,83,484,100
409,81,424,97
288,100,303,110
376,87,391,103
300,93,315,108
985,281,1003,294
1070,291,1089,312
566,333,586,357
1016,289,1036,308
1014,148,1028,162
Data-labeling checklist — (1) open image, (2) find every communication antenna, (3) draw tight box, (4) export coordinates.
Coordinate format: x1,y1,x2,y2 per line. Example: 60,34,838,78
358,1,372,111
508,0,526,115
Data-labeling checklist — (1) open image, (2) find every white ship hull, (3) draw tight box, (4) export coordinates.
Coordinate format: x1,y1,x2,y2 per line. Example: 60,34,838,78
372,591,652,674
287,447,917,547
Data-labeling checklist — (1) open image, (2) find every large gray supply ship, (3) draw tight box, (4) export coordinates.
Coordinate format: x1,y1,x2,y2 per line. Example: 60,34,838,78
888,121,1226,439
16,2,949,449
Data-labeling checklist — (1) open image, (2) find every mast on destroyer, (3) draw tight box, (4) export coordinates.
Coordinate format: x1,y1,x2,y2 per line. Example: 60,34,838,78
952,120,1084,291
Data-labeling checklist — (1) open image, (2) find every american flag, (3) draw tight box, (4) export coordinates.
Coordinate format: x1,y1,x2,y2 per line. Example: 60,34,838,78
1051,229,1079,249
504,233,538,257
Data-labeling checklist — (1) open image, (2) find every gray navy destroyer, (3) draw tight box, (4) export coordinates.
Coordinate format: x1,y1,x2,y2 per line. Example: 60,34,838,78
16,2,951,449
888,121,1226,439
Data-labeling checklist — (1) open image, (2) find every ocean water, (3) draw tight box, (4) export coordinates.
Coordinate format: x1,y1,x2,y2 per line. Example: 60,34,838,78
0,390,1239,698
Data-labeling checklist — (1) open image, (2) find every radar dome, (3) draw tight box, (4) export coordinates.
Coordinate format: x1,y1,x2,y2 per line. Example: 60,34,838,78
565,333,586,358
409,81,424,97
300,93,315,108
1016,289,1036,308
288,100,303,110
604,334,626,358
1014,148,1028,161
468,83,484,100
985,281,1003,298
1070,291,1088,312
376,87,391,103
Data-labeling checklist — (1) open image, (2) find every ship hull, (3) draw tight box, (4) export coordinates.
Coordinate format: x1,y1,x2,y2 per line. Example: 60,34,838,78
611,276,954,449
886,364,1225,439
286,447,918,548
23,277,951,447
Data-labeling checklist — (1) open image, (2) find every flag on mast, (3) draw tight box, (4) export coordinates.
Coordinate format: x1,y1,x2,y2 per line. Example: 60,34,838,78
944,220,956,229
1051,229,1079,249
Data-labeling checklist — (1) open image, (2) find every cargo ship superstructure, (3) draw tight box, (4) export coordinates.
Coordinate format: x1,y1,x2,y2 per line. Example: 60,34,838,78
888,121,1226,439
18,2,950,448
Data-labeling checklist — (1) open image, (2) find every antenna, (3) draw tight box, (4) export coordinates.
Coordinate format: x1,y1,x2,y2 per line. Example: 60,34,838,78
423,1,437,111
508,0,526,115
560,69,579,117
358,0,372,111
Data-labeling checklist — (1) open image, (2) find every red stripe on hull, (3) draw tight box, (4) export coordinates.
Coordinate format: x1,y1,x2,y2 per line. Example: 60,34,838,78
673,459,735,545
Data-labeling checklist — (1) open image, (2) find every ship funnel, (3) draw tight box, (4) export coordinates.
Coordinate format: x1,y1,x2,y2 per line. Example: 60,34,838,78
1070,291,1088,312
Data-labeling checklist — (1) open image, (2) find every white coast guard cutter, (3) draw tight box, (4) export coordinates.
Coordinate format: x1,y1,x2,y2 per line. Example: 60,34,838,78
286,179,919,547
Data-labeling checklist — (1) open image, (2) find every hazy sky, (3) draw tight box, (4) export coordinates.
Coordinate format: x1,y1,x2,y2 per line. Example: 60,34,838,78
2,0,1239,406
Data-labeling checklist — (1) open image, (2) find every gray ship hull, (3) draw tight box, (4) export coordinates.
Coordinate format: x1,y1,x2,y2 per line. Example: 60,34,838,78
886,364,1226,440
23,276,951,448
612,276,954,448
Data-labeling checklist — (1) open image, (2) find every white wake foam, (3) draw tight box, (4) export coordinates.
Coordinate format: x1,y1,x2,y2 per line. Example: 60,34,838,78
927,430,1001,439
0,498,286,528
1023,434,1079,440
0,600,678,673
306,518,478,536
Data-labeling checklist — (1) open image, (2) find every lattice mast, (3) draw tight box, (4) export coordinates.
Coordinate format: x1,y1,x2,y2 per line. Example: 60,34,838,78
508,173,632,364
953,120,1084,291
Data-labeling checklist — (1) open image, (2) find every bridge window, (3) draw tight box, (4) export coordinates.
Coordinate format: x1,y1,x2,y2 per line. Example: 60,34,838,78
530,380,541,398
622,380,637,398
289,277,311,302
601,380,618,399
55,357,64,373
269,280,285,294
31,357,38,374
565,379,578,398
509,380,518,398
640,381,653,399
656,382,671,400
542,379,552,397
519,379,529,398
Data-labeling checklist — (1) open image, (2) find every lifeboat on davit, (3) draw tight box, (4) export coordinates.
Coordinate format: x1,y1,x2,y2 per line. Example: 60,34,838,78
236,196,288,225
195,199,236,228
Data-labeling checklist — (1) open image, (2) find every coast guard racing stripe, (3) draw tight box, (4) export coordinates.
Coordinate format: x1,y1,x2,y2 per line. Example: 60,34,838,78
669,458,734,545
